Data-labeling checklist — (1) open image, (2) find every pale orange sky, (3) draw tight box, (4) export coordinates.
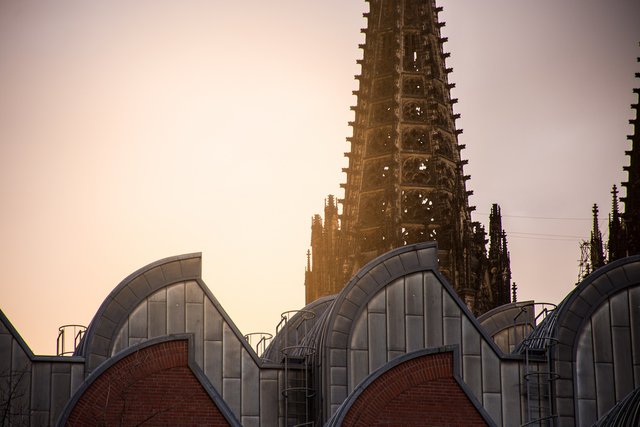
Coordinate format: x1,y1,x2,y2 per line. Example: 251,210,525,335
1,0,639,355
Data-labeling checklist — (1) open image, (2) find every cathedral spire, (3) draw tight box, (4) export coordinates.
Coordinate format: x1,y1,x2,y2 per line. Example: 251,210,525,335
590,204,605,270
305,1,510,314
619,62,640,255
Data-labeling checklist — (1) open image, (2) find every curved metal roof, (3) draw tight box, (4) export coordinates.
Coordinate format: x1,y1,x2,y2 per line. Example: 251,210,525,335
593,386,640,426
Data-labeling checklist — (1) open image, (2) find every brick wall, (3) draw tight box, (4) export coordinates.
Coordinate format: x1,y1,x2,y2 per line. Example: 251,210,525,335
66,339,230,426
342,352,488,426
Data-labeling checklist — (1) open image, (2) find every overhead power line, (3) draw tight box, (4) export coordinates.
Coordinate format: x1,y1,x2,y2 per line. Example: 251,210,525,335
476,212,605,222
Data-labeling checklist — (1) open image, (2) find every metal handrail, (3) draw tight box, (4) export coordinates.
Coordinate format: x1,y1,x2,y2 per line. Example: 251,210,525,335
244,332,273,358
56,324,87,356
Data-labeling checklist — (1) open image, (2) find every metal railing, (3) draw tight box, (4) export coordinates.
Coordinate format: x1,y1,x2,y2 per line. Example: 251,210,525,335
56,324,86,356
244,332,273,360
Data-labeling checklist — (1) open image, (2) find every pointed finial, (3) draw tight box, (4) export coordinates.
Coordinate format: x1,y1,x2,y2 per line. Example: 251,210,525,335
511,282,517,303
611,185,619,216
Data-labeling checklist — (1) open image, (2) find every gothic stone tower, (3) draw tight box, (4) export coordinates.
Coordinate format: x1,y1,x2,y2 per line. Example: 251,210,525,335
305,0,511,315
608,60,640,261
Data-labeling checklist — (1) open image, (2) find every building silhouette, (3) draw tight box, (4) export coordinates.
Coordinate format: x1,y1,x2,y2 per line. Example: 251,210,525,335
607,78,640,261
305,0,511,315
1,2,640,427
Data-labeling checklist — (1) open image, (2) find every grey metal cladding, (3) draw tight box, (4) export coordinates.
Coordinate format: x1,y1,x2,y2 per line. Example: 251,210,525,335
607,264,630,290
463,354,482,399
417,246,438,269
204,340,223,392
575,322,596,399
404,273,423,315
622,261,640,284
331,366,347,386
87,354,107,372
70,363,84,394
185,280,204,303
563,309,583,333
556,396,576,421
330,348,347,366
50,372,71,425
483,392,502,426
31,411,48,427
127,274,151,299
259,376,278,427
354,272,379,297
399,250,420,271
205,297,223,341
346,284,368,308
113,284,138,313
167,282,186,334
556,378,574,401
569,295,592,319
143,265,166,291
368,312,387,372
333,314,358,334
349,349,369,391
161,260,183,283
462,315,480,356
442,289,460,318
493,330,508,353
368,263,390,285
0,335,12,372
577,399,597,426
93,315,117,341
580,281,603,308
180,257,201,278
350,311,368,350
424,273,443,347
330,385,347,405
102,298,126,325
591,301,612,363
223,377,241,418
406,315,424,352
241,349,259,417
148,300,167,338
594,362,615,418
591,273,615,296
386,279,405,351
481,340,500,394
90,334,111,357
443,316,461,346
500,362,521,427
51,361,70,373
31,362,51,411
368,289,386,313
557,342,573,362
338,298,359,321
128,301,148,339
610,289,630,327
241,416,259,427
186,302,204,367
223,322,241,378
612,326,634,400
554,361,574,397
149,287,167,301
331,331,349,349
630,285,640,364
382,255,404,277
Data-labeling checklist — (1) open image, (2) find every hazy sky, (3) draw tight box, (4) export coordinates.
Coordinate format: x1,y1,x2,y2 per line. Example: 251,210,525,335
1,0,638,355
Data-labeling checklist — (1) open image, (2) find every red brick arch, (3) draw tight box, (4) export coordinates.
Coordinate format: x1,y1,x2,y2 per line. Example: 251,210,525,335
66,339,232,426
342,352,489,426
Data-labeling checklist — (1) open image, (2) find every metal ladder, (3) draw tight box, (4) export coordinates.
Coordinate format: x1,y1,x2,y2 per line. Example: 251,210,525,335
276,310,316,427
519,305,559,426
